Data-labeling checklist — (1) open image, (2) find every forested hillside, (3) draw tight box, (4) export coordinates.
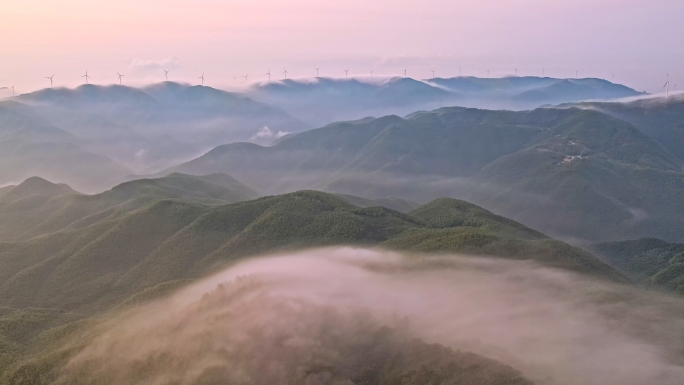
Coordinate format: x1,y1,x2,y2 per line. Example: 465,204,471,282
0,174,623,381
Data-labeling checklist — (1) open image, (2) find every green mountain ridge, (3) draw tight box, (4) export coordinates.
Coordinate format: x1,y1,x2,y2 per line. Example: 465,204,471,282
0,172,628,382
0,174,622,309
334,193,420,212
0,188,622,315
0,173,258,243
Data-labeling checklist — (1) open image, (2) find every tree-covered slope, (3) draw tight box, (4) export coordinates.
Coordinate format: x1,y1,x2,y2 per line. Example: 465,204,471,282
593,238,684,293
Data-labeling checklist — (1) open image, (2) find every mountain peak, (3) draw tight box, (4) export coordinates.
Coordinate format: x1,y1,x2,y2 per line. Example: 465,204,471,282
3,176,78,201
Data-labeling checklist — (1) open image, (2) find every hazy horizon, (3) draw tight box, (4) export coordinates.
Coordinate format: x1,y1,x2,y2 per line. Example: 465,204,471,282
2,0,683,94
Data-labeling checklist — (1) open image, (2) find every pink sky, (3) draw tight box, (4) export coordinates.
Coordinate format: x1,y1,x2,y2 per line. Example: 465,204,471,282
1,0,682,93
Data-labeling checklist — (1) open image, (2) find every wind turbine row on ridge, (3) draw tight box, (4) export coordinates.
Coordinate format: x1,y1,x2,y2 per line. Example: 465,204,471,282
14,67,677,93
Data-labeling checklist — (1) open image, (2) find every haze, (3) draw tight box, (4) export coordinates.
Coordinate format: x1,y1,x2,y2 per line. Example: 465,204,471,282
1,0,683,93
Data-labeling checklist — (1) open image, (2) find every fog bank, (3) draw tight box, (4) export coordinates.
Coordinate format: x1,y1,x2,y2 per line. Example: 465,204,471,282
58,248,684,385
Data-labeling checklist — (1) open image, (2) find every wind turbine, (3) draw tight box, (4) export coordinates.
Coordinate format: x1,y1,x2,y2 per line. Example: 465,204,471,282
117,72,124,85
315,67,320,77
163,69,169,81
266,69,271,82
82,70,90,84
487,70,490,78
45,74,54,88
431,69,435,78
344,69,349,78
514,69,518,77
543,68,545,77
11,86,15,96
459,66,462,76
663,80,670,97
283,68,288,79
199,73,205,86
243,74,249,82
403,69,407,78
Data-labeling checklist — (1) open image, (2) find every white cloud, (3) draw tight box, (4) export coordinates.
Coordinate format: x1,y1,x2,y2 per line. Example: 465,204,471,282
250,126,289,142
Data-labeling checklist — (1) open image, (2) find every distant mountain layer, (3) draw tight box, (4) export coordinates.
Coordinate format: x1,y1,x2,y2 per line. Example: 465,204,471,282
168,104,684,243
248,76,642,126
593,238,684,294
0,78,641,190
0,83,308,189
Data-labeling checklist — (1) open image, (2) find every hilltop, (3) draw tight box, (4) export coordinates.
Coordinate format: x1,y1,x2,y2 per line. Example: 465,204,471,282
0,173,259,242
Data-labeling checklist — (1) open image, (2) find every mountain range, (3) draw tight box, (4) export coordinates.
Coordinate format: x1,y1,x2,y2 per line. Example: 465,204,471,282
0,82,308,190
166,101,684,243
0,77,643,192
248,76,643,126
0,172,624,381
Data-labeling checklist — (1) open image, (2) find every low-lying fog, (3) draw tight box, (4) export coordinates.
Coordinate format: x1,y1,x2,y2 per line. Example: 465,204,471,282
58,248,684,385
